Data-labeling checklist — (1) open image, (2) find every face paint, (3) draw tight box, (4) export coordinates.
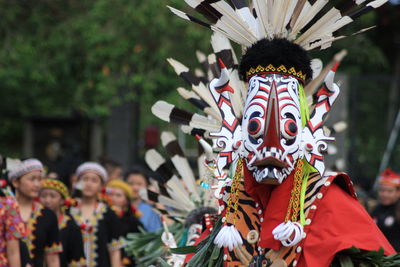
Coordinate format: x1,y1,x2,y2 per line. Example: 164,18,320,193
242,74,303,184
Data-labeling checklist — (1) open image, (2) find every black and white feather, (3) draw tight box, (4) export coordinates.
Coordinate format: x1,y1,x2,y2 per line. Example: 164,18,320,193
151,100,220,133
169,0,388,50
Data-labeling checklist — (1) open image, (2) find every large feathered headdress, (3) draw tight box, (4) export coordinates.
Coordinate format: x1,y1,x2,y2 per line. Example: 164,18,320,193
168,0,386,51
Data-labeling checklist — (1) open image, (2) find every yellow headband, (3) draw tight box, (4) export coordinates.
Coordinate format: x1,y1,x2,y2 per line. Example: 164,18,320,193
106,179,133,200
41,179,69,199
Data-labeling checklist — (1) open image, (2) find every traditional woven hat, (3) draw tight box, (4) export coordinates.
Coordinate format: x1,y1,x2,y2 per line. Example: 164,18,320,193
76,162,108,182
8,158,44,181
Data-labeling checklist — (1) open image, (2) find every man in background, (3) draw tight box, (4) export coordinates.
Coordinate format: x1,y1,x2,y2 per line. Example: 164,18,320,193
371,168,400,251
101,158,123,182
125,167,161,233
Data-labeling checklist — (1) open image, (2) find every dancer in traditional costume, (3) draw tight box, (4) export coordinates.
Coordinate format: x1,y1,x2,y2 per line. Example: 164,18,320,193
9,158,62,267
70,162,124,267
0,187,26,267
106,179,142,266
149,0,400,265
40,178,86,267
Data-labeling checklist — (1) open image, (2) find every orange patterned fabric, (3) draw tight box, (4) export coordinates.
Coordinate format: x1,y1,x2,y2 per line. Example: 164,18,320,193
0,196,26,267
225,180,261,266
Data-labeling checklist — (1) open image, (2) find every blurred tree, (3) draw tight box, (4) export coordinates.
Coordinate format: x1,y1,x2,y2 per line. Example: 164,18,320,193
0,0,211,156
0,0,398,186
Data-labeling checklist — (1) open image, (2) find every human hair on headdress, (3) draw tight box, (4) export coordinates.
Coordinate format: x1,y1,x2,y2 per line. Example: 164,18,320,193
239,38,313,83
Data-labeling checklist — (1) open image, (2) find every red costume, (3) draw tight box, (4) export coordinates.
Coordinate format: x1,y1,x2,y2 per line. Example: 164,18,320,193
245,168,395,266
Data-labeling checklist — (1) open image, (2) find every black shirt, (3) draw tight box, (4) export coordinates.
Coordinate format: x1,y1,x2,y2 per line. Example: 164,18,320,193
371,202,400,251
23,202,62,267
59,214,86,267
70,202,124,267
117,209,143,266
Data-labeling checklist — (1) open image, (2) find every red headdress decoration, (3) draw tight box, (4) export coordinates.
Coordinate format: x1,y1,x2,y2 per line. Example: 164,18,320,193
379,168,400,187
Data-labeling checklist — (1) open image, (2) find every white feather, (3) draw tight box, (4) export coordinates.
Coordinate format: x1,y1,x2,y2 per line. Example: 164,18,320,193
193,82,221,116
333,121,347,133
145,149,194,210
270,0,286,35
167,5,191,21
145,149,165,172
233,5,258,37
151,101,174,125
310,58,323,80
151,101,220,132
184,0,256,46
291,0,329,38
208,0,258,41
180,125,212,139
168,6,242,44
166,176,195,210
368,0,388,8
167,58,219,115
288,0,308,32
282,0,299,33
166,58,189,75
196,50,207,65
295,8,341,46
194,68,205,78
161,131,200,202
177,87,222,121
252,0,269,38
211,32,238,66
139,188,188,212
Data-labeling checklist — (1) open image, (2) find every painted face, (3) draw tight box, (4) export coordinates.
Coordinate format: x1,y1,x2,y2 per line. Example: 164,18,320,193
242,74,303,184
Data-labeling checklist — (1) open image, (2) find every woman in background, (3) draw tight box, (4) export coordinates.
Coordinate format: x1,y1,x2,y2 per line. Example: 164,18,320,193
70,162,123,267
9,158,62,267
106,179,142,266
0,186,26,267
40,178,85,267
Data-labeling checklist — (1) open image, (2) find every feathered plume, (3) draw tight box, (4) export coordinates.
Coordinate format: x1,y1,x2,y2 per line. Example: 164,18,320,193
169,0,388,50
161,131,201,202
167,58,221,119
145,149,195,210
151,100,220,133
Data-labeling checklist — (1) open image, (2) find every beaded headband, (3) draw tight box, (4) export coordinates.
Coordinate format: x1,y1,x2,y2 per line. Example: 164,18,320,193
41,179,69,199
246,64,307,84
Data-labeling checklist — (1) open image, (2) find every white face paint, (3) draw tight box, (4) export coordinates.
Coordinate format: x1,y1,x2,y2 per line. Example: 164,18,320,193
242,74,303,184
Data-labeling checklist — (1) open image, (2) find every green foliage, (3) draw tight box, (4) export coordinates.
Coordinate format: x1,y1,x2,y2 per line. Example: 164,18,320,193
158,258,173,267
0,0,211,155
186,218,223,267
125,223,185,267
334,247,400,267
170,245,197,255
